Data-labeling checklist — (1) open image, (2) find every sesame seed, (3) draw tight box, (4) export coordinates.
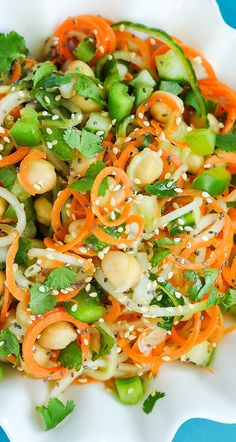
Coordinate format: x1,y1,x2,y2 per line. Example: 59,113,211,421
162,355,171,361
0,144,4,151
47,141,53,149
143,120,150,127
202,191,210,198
186,241,192,249
52,140,58,145
202,235,209,241
134,178,141,185
168,271,173,280
118,226,124,233
98,251,105,260
39,286,46,293
95,199,100,206
174,237,181,243
85,277,92,283
33,184,41,190
55,95,61,102
119,24,125,32
157,276,165,283
150,37,156,46
18,90,24,97
175,291,182,298
204,163,211,169
110,211,116,220
182,173,188,181
96,130,104,137
194,56,202,64
71,304,78,312
46,127,53,135
138,112,144,119
112,119,116,125
84,338,89,346
113,147,119,154
4,136,10,143
0,155,2,161
52,115,59,120
117,346,122,353
164,172,171,179
110,197,116,206
79,247,87,254
159,132,166,140
173,202,179,209
89,292,97,298
176,117,181,126
174,188,183,193
85,283,91,292
178,218,185,226
44,96,50,104
184,226,194,232
186,126,193,132
166,181,174,188
0,127,5,134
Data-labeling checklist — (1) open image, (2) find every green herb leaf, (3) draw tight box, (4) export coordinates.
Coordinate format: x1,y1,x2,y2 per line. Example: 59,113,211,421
45,268,78,290
159,80,183,95
41,127,74,161
215,134,236,152
39,73,74,88
146,179,177,197
0,329,20,358
184,268,219,304
34,89,59,112
36,397,75,430
29,283,57,314
92,327,115,360
0,31,28,76
69,160,108,196
76,73,105,105
85,226,121,252
220,289,236,313
158,316,174,331
64,128,103,159
151,248,171,267
15,238,32,268
58,341,82,370
153,238,177,246
143,391,165,414
33,62,56,88
184,90,201,115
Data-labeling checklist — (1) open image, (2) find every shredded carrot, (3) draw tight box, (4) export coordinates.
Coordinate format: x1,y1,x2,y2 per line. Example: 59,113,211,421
0,148,30,168
0,285,10,325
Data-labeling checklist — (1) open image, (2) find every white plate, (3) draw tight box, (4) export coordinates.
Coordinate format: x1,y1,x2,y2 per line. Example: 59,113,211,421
0,1,236,441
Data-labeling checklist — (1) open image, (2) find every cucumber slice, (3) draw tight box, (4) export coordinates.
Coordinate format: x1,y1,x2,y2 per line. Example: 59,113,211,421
85,112,112,134
180,341,215,367
156,50,187,82
112,22,207,123
115,376,144,404
130,69,156,88
64,289,106,323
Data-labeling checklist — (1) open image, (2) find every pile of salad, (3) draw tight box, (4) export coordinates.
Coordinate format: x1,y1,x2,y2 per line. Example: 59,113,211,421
0,14,236,429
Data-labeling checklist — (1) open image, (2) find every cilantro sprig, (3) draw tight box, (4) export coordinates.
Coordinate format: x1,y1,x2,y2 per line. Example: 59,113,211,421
0,329,20,358
63,128,103,159
184,268,219,306
58,341,82,371
0,31,28,76
143,390,165,414
36,397,75,430
69,160,108,196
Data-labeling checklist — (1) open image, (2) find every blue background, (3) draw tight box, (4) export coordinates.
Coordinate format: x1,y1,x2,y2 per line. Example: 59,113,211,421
0,0,236,441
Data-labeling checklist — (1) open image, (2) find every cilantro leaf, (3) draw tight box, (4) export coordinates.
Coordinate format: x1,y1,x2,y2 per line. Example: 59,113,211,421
215,134,236,152
39,73,74,88
0,329,20,358
76,73,105,105
41,127,74,161
143,391,165,414
146,179,177,197
58,341,82,370
15,238,32,268
45,268,78,290
64,128,103,159
158,316,173,331
69,160,108,196
36,397,75,430
85,226,121,252
29,283,57,314
151,248,171,267
0,31,28,76
0,166,17,190
220,289,236,313
33,62,56,88
184,90,201,115
92,327,115,360
207,286,219,307
184,268,219,304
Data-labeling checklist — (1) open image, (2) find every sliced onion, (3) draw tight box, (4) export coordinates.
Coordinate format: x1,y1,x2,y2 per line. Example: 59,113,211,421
0,187,26,247
28,248,86,268
95,268,208,318
159,197,202,227
0,90,31,125
0,246,8,262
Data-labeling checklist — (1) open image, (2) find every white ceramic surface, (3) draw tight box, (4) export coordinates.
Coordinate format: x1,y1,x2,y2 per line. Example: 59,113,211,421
0,1,236,441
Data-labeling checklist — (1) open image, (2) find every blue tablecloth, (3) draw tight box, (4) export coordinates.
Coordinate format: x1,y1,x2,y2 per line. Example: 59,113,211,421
0,1,236,441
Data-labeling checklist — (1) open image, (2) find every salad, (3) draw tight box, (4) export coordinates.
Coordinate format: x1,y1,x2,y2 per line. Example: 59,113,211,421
0,13,236,430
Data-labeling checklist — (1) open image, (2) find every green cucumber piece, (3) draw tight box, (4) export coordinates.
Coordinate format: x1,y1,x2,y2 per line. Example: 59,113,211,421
85,112,112,134
180,341,215,367
167,211,196,236
115,376,144,404
64,289,106,323
186,127,216,155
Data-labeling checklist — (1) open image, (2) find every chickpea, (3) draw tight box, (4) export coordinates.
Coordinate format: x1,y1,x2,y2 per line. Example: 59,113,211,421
34,197,52,226
70,152,95,178
20,159,57,194
66,60,95,77
38,321,77,350
0,197,8,220
127,148,163,187
0,270,5,295
186,153,204,173
150,92,184,123
64,218,85,243
102,251,142,292
33,343,51,366
16,301,32,330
